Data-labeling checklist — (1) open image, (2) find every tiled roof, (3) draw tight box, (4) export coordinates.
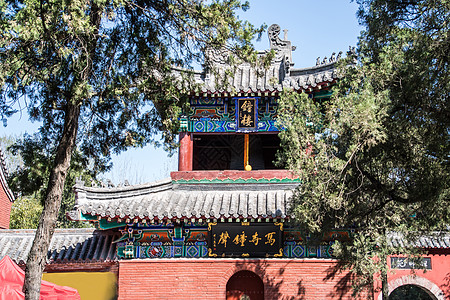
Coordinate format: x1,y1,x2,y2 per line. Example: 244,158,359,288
186,60,339,94
174,24,349,94
0,228,119,264
69,178,298,222
388,231,450,249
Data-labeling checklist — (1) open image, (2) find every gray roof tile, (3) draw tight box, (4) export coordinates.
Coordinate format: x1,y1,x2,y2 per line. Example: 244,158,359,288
0,228,119,264
70,179,299,222
172,24,346,94
387,231,450,249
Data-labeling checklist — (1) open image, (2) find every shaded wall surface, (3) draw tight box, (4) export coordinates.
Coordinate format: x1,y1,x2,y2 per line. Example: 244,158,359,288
43,272,117,300
118,258,363,300
374,254,450,300
0,183,12,229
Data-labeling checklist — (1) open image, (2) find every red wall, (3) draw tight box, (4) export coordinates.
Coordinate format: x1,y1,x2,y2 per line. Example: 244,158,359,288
373,254,450,299
118,258,367,300
0,184,12,229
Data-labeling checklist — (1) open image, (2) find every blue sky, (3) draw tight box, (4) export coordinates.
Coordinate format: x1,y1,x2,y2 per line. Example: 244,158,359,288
1,0,363,184
240,0,362,68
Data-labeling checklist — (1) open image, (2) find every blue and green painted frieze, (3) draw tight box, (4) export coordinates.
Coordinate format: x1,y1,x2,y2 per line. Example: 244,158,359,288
185,96,280,133
115,222,350,259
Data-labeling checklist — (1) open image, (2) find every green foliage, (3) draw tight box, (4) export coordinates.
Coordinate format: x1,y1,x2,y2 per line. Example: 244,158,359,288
0,0,263,159
0,0,263,296
278,0,449,297
6,133,93,228
0,0,262,227
9,196,43,229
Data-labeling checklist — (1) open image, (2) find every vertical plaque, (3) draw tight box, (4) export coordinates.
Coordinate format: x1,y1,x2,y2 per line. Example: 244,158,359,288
236,98,258,132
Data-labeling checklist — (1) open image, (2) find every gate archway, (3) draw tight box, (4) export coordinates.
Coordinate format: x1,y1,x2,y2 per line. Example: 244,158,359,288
226,270,264,300
390,284,437,300
378,275,445,300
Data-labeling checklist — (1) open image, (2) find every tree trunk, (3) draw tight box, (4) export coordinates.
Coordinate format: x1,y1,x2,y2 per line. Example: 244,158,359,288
23,102,80,300
381,268,389,300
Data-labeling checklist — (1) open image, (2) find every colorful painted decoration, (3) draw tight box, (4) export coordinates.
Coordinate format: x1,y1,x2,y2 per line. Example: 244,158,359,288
187,96,280,133
114,223,344,259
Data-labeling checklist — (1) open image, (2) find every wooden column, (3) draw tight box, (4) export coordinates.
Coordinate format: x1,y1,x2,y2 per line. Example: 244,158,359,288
178,132,193,171
244,134,252,171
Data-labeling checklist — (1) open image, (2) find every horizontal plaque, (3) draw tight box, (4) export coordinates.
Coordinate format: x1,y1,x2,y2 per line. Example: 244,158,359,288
391,257,431,270
209,222,283,257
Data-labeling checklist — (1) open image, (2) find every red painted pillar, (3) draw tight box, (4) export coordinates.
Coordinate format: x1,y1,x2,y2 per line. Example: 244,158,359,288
178,132,193,171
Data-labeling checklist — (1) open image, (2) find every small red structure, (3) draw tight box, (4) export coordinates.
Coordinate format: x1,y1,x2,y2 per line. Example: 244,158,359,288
0,149,14,229
0,255,80,300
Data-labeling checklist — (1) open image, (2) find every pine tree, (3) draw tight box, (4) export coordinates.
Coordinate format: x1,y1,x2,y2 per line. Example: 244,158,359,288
0,1,263,298
278,1,449,298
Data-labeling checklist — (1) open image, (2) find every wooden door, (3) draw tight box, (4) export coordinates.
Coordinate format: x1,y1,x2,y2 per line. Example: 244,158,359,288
226,270,264,300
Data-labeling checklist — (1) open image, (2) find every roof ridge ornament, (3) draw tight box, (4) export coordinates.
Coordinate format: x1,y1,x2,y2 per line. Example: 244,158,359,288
268,24,296,59
268,24,294,50
268,24,296,86
173,24,349,93
316,51,344,66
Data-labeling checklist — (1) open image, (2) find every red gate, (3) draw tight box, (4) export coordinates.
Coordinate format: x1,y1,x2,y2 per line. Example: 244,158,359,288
226,270,264,300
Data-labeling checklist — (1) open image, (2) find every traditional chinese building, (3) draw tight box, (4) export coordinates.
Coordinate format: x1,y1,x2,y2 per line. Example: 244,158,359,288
65,24,353,299
0,24,449,300
0,148,14,229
